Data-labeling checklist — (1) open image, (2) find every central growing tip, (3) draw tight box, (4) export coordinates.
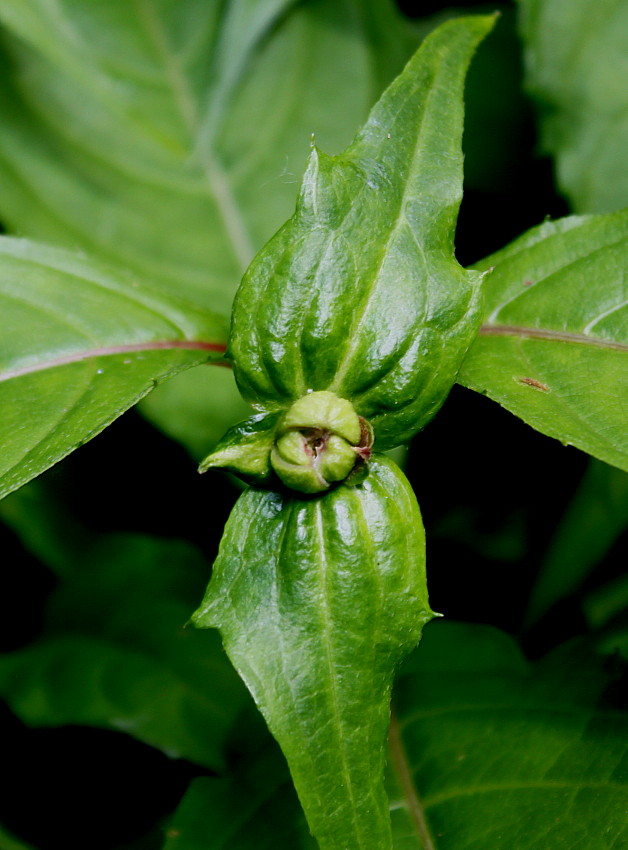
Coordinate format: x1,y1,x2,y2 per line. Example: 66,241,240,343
271,391,373,494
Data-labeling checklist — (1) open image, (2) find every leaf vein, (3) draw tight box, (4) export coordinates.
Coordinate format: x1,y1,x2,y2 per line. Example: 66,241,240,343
314,500,365,846
0,340,221,383
478,324,628,350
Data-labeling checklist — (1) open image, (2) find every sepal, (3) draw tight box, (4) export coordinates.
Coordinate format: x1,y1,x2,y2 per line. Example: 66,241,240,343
198,411,282,485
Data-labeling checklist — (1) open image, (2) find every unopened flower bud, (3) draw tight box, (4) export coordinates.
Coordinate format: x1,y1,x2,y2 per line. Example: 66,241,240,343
270,391,370,494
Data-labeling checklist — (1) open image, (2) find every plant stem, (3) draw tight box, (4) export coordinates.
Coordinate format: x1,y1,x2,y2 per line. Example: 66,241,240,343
388,707,436,850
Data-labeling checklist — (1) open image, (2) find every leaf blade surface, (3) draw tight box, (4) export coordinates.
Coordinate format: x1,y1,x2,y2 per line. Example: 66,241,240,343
0,237,226,499
229,16,494,448
0,531,249,770
0,0,411,312
519,0,628,213
193,456,433,850
459,212,628,471
391,621,628,850
525,459,628,626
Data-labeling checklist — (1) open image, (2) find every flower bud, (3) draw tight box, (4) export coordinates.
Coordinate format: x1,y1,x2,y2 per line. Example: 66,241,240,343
198,392,373,493
270,391,369,494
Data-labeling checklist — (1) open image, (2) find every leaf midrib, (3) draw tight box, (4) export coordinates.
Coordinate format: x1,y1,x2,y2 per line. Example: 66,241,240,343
478,324,628,351
329,73,439,391
314,501,366,847
389,708,436,850
422,778,627,811
134,0,255,272
0,339,226,382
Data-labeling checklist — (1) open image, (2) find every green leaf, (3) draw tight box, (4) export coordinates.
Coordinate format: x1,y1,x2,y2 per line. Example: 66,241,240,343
458,212,628,471
164,745,316,850
198,409,283,484
193,456,434,850
584,575,628,659
0,237,226,500
0,532,249,770
585,574,628,635
525,459,628,627
519,0,628,213
229,16,494,449
0,476,92,576
390,621,628,849
0,0,411,314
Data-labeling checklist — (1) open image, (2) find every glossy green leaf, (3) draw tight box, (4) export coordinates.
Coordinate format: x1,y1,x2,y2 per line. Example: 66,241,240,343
0,0,411,314
459,212,628,471
164,744,316,850
165,620,628,849
0,237,226,500
390,621,628,849
198,410,283,484
525,459,628,627
193,456,434,850
519,0,628,213
0,532,249,770
229,16,494,449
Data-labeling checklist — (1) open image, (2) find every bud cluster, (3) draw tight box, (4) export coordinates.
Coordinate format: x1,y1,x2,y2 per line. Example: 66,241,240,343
271,392,372,493
199,390,373,495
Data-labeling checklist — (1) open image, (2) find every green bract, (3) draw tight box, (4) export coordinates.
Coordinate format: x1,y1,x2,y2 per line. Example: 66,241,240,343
193,456,434,850
270,391,363,494
193,15,494,850
198,410,282,485
200,390,370,494
228,16,495,449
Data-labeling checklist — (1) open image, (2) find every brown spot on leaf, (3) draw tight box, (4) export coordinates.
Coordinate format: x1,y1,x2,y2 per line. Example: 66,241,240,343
523,279,533,286
519,376,550,391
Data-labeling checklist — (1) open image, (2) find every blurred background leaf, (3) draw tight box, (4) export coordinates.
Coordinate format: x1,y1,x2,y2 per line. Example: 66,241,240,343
0,823,35,850
391,620,628,850
0,500,250,770
525,459,628,627
584,574,628,660
164,744,316,850
519,0,628,213
0,0,413,312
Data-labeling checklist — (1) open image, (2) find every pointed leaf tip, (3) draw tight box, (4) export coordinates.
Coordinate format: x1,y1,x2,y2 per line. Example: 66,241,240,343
193,456,434,849
230,15,496,448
